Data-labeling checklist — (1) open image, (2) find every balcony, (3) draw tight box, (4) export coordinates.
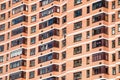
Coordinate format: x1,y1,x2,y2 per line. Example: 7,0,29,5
92,52,108,62
38,40,59,52
92,39,108,48
92,66,108,75
92,26,108,36
38,52,59,63
38,64,59,75
39,17,60,29
9,71,26,80
39,29,59,40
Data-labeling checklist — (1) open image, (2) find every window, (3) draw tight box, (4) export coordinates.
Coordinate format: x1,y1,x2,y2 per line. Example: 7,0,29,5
92,66,108,75
30,60,35,67
11,27,27,36
112,40,115,48
38,65,59,75
30,37,36,44
31,15,36,22
62,63,66,71
62,4,67,12
6,54,9,61
74,33,82,42
92,13,108,23
92,1,103,10
87,6,90,14
74,46,82,54
92,0,108,10
112,67,116,75
74,58,82,67
0,35,4,42
118,24,120,32
74,9,82,17
40,0,54,6
118,51,120,59
62,28,66,36
12,5,25,14
8,1,11,7
10,49,24,58
8,11,10,18
38,41,59,52
0,13,5,20
39,6,60,18
112,1,115,9
119,65,120,73
112,53,116,61
8,22,10,28
0,24,5,31
112,14,115,22
6,65,8,72
92,26,108,35
30,48,35,56
0,45,4,52
118,11,120,18
118,0,120,5
0,67,3,74
38,53,59,63
62,39,66,47
39,17,59,29
29,71,34,79
112,27,115,35
31,4,36,11
10,60,26,69
74,21,82,30
12,16,27,25
0,56,3,63
31,26,36,33
1,3,6,10
62,16,67,24
92,52,108,62
118,38,120,45
86,57,90,64
10,71,26,80
12,0,21,4
62,51,66,59
7,43,9,50
86,18,90,26
86,31,90,39
39,29,59,40
92,39,108,48
86,70,90,78
74,0,82,5
11,38,27,47
74,72,82,80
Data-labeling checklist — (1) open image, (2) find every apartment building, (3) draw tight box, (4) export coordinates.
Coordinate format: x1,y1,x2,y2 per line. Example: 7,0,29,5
0,0,120,80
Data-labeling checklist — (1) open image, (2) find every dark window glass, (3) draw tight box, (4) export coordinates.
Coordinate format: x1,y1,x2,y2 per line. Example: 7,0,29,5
74,9,82,17
74,21,82,30
74,46,82,54
74,72,82,80
74,0,82,5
